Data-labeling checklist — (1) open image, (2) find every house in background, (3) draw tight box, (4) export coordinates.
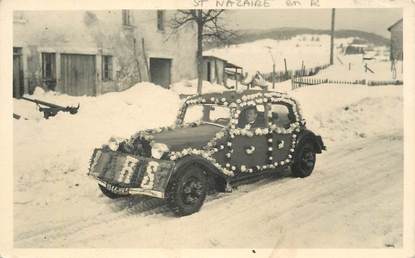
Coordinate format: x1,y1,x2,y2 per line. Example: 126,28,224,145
13,10,197,98
202,55,243,89
387,18,403,61
343,38,368,56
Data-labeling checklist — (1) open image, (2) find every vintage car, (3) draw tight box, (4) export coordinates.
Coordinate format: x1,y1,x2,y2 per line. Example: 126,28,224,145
88,90,326,216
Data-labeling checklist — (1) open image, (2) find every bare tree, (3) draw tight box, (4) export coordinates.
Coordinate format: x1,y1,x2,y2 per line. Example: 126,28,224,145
170,10,236,94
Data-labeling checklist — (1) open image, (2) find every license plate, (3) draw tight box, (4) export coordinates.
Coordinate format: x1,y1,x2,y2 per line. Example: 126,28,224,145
105,183,129,194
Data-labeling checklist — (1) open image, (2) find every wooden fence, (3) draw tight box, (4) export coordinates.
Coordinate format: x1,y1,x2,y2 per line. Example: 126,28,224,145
264,63,331,84
292,77,403,90
367,80,403,86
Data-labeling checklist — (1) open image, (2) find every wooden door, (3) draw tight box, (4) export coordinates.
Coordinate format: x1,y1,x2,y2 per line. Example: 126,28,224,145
61,54,96,96
13,48,23,98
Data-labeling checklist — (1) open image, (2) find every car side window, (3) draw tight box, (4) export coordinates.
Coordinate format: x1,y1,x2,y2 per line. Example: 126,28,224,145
183,105,231,126
237,105,266,129
269,103,294,129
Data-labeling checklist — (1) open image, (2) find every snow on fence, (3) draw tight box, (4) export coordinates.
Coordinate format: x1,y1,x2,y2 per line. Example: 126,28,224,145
292,77,403,90
264,63,331,84
367,80,403,86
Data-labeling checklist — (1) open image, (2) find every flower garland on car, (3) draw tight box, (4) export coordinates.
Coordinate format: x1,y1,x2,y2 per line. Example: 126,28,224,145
113,91,304,178
167,91,303,176
116,91,304,177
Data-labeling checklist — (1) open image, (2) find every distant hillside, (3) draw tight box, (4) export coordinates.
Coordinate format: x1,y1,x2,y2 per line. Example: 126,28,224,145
211,27,389,48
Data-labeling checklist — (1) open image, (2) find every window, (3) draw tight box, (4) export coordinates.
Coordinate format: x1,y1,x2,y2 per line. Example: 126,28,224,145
122,10,131,26
237,105,266,129
41,53,56,90
102,55,113,81
42,53,56,79
269,104,294,129
183,105,230,127
13,47,22,55
157,10,165,31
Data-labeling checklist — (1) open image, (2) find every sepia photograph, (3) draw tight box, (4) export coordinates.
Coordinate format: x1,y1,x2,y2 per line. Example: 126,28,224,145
5,2,413,254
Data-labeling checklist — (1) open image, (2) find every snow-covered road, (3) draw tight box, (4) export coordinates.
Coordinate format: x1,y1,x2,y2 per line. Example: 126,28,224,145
14,131,402,248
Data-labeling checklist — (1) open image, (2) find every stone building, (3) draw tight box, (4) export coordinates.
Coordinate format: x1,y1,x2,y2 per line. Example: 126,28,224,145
387,18,403,61
13,10,197,98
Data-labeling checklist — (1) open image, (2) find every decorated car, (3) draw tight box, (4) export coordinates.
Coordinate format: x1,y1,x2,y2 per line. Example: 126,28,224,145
88,90,326,216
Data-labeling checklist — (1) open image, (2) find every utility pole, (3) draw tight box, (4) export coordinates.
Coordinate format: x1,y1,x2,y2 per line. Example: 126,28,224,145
330,8,336,65
266,46,276,89
272,63,276,89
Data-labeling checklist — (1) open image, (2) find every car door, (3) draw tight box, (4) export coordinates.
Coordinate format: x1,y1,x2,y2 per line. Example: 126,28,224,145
269,102,296,165
230,104,269,172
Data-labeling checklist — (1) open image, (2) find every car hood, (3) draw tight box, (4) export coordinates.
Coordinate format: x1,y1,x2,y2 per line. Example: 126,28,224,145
152,124,225,151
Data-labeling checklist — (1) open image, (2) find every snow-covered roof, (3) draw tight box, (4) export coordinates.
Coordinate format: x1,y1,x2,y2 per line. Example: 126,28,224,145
350,44,368,48
203,55,228,63
203,55,243,69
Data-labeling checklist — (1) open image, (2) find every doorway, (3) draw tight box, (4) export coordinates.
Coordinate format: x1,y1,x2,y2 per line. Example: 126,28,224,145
149,58,171,88
13,47,24,98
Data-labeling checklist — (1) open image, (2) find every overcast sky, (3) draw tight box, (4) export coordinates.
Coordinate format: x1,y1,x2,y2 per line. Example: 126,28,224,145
225,8,402,38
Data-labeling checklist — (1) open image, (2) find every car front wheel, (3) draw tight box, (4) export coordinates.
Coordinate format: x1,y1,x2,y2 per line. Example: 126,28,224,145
166,166,208,216
292,141,316,178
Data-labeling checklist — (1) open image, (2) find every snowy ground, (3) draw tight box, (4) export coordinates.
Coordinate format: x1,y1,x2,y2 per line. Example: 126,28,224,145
13,81,403,248
203,35,385,76
204,35,345,75
308,57,403,82
204,35,400,84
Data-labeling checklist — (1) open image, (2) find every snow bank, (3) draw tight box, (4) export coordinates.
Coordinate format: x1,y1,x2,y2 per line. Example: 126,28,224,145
170,79,231,95
14,82,181,201
290,84,403,144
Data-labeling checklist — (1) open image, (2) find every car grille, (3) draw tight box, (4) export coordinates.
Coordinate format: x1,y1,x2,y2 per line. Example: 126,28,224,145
89,149,144,187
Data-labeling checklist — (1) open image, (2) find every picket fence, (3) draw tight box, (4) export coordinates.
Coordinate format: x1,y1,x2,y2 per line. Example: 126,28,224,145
292,77,403,90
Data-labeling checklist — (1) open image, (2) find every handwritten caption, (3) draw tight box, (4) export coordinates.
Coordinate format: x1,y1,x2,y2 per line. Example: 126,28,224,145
193,0,320,8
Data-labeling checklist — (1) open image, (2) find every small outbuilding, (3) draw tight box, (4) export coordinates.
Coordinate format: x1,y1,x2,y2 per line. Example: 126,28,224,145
202,55,243,89
387,18,403,61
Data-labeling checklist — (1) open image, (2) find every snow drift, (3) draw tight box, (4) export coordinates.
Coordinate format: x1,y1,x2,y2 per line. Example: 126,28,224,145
290,84,403,144
14,82,181,200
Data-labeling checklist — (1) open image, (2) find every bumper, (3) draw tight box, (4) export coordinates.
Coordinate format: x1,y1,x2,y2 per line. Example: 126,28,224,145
315,135,327,152
88,149,174,199
97,178,164,198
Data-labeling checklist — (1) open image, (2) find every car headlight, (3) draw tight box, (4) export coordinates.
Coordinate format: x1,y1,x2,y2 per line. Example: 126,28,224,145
151,143,169,159
108,137,122,151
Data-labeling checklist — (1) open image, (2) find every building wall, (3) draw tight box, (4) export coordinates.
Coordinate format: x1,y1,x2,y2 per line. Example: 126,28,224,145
13,10,197,96
390,20,403,61
202,57,226,85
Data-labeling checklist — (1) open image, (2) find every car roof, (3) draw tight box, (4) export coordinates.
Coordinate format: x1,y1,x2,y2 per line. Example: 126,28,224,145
185,90,293,105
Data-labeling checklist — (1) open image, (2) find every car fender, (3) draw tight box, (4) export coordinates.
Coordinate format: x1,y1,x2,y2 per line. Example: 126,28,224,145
296,129,326,153
172,155,229,179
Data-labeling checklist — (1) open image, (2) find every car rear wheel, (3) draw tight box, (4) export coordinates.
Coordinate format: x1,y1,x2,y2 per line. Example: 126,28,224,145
98,184,126,199
292,141,316,178
166,166,208,216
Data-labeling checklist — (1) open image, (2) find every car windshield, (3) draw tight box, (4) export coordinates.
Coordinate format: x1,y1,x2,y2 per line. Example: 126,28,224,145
182,104,231,127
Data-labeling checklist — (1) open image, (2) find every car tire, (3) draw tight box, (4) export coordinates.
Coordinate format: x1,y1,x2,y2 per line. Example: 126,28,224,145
98,184,126,199
166,166,208,216
291,141,316,178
